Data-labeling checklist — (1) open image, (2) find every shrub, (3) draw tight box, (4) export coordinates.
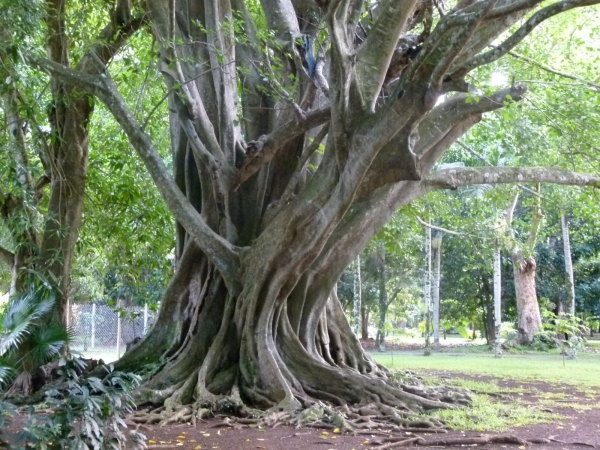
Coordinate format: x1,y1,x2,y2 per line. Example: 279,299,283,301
3,356,146,449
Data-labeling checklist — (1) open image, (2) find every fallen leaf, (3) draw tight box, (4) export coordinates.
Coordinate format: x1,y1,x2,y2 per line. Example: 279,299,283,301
333,428,340,434
148,440,156,444
203,433,211,436
321,431,329,435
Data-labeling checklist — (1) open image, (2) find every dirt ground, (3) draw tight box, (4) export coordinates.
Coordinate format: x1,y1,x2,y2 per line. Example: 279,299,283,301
134,370,600,450
2,370,599,449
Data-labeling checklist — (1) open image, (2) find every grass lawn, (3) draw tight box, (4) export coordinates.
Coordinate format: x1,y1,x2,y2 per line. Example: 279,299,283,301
372,352,600,387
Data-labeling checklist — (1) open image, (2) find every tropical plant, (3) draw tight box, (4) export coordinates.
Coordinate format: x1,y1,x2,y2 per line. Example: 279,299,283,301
0,291,71,394
2,357,146,450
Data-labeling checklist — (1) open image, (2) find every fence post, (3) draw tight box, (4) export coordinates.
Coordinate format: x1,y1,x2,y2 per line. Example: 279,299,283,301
116,300,122,359
143,303,148,335
91,303,96,350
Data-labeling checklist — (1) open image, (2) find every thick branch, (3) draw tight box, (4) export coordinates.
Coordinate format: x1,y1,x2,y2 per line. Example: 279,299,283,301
28,56,242,288
355,0,418,110
358,85,526,196
449,0,600,78
236,107,331,185
424,167,600,189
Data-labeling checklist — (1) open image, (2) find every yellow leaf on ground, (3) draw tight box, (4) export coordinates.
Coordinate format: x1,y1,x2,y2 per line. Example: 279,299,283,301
333,428,340,433
148,440,156,444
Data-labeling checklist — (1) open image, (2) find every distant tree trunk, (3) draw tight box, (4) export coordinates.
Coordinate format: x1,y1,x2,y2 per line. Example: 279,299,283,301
512,254,542,344
561,214,575,316
353,256,362,335
361,305,369,341
506,188,543,345
493,244,503,357
431,231,443,346
376,260,388,351
424,225,432,355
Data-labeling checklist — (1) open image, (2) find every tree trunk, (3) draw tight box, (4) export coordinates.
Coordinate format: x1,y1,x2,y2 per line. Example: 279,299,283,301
512,253,542,344
361,305,369,341
493,244,502,357
423,224,432,355
353,256,362,335
431,231,443,346
376,262,389,352
561,214,576,316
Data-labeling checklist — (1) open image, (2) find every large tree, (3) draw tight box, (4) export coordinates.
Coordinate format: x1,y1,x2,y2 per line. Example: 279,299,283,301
31,0,600,420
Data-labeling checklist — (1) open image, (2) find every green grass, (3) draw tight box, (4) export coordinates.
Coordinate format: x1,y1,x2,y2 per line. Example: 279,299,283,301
372,352,600,387
430,395,560,432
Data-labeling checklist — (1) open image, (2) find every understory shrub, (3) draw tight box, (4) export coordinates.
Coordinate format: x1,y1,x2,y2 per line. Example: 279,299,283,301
0,356,146,450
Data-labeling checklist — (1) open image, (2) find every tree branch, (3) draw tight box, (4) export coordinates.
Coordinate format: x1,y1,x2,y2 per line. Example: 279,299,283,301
415,216,464,236
28,56,243,289
424,167,600,189
506,50,600,91
449,0,600,79
355,0,418,110
236,107,331,186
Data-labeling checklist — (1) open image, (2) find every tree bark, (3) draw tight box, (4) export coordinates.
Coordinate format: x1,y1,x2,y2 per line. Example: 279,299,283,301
493,243,503,357
561,214,576,316
424,224,432,355
431,231,443,346
353,256,362,336
512,254,542,344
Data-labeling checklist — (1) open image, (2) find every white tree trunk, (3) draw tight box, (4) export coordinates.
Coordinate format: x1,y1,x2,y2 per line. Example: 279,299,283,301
432,231,443,346
424,225,432,355
561,214,575,316
353,256,362,335
493,243,502,358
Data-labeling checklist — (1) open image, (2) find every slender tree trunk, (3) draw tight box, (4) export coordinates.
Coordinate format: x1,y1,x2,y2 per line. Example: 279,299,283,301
353,256,362,335
361,305,369,341
493,244,503,357
431,231,442,346
561,214,575,316
424,225,432,355
376,264,389,352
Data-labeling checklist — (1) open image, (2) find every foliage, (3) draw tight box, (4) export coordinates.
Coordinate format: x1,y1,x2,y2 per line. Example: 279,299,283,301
0,291,71,393
1,357,146,450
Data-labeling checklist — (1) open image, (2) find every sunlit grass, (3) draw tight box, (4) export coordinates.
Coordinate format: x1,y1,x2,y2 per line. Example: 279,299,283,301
372,352,600,387
430,395,560,432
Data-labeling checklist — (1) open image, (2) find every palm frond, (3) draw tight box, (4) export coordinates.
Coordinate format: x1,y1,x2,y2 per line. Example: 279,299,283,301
0,293,57,356
0,363,16,388
29,325,72,364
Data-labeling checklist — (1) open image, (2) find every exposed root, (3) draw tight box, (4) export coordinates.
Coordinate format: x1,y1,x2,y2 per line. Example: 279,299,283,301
373,437,424,449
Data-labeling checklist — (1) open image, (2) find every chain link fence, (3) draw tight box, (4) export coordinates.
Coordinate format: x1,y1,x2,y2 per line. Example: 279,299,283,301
68,302,156,363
